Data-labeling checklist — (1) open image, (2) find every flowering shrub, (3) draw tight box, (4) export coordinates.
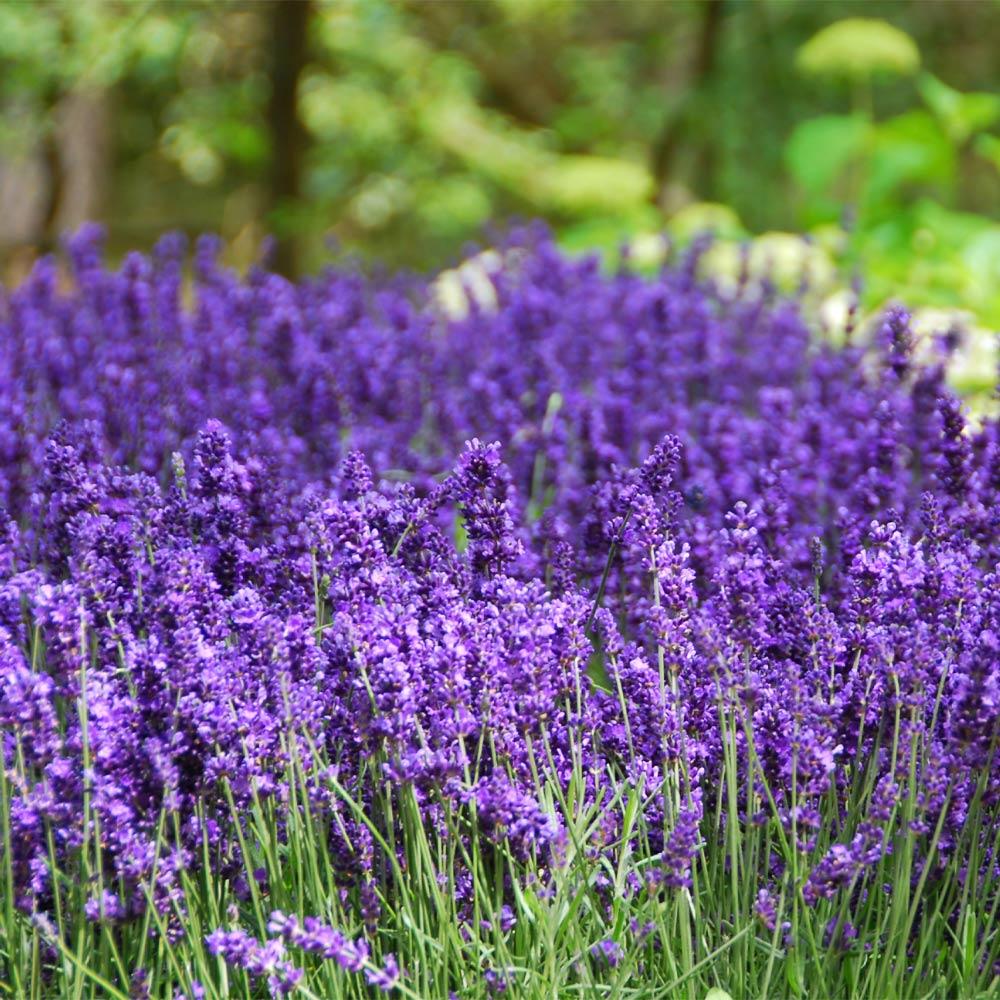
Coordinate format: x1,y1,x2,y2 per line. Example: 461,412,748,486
2,225,1000,998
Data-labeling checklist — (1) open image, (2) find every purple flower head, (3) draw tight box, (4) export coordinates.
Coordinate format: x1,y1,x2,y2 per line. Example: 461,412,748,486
590,938,624,967
4,225,1000,987
366,953,401,992
755,889,778,932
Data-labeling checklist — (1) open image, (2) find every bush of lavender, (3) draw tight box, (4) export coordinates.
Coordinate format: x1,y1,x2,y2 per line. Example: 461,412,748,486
2,225,1000,998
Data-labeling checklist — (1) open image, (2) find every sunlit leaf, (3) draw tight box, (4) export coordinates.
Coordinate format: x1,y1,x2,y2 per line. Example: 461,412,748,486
667,202,744,241
785,114,870,195
918,73,1000,144
973,133,1000,173
796,18,920,81
864,111,954,211
536,155,654,215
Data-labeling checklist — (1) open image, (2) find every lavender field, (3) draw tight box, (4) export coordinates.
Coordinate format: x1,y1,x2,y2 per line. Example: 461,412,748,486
0,222,997,998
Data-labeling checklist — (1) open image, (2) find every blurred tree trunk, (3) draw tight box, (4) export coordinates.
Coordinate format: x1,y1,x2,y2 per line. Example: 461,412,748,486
0,89,109,264
651,0,724,208
267,0,312,276
54,91,110,236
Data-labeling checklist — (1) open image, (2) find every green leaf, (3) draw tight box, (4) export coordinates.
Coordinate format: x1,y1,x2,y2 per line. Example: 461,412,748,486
536,155,654,215
785,952,805,996
914,199,995,246
962,227,1000,301
666,202,744,241
796,18,920,81
558,213,659,259
918,73,1000,144
963,908,978,983
974,133,1000,173
864,111,955,212
705,990,734,1000
453,511,468,554
785,114,870,196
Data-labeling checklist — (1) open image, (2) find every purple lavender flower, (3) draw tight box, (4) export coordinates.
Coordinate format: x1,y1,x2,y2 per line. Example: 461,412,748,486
365,953,400,992
4,225,1000,991
590,938,624,967
205,928,303,996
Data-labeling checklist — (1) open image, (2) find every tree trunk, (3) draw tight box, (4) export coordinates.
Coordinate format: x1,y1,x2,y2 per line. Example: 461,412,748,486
267,0,312,276
650,0,725,206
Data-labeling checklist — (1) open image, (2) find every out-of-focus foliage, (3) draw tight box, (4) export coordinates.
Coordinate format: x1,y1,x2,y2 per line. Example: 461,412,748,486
794,17,920,81
774,17,1000,334
0,0,997,335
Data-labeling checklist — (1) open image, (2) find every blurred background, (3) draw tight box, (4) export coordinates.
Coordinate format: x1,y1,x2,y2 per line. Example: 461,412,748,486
1,0,998,333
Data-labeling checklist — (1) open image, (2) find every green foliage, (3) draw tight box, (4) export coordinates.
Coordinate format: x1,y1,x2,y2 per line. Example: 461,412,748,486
0,1,997,342
762,16,1000,337
8,606,1000,998
785,113,870,206
918,73,1000,145
795,18,920,81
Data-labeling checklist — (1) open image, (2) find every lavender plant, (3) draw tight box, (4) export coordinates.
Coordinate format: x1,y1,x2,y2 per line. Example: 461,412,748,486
1,226,999,998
